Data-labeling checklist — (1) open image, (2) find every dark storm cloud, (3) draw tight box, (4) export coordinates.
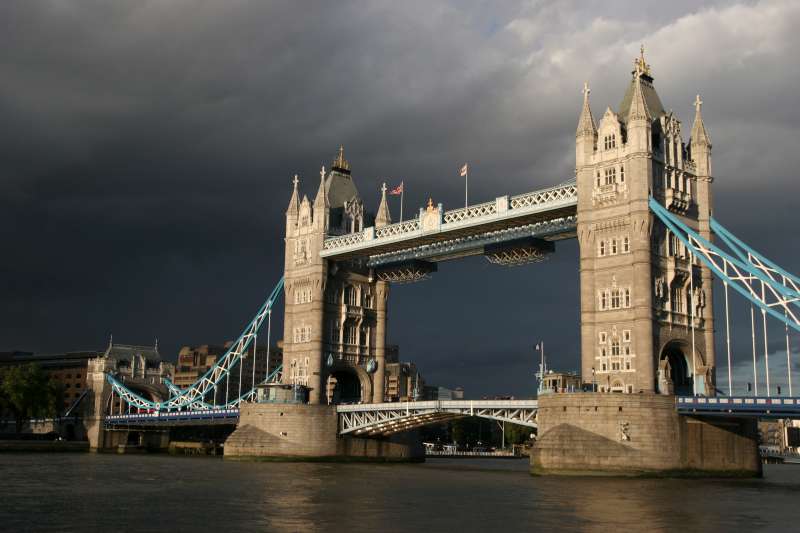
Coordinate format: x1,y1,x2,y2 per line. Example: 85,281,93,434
2,0,799,396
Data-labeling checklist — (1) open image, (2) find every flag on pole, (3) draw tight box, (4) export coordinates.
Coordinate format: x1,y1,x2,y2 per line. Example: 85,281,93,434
459,163,468,177
389,182,403,195
535,343,541,351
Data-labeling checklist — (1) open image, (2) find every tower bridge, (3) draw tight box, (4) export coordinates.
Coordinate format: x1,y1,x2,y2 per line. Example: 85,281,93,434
93,49,800,475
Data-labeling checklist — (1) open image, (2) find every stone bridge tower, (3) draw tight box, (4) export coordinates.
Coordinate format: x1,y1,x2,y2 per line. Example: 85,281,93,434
575,49,715,395
282,147,388,404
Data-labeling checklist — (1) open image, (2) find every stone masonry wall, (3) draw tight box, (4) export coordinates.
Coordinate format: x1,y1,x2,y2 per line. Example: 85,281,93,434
532,393,760,476
224,403,422,461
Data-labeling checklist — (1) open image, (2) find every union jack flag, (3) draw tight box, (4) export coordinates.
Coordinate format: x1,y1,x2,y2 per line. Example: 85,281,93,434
389,182,403,195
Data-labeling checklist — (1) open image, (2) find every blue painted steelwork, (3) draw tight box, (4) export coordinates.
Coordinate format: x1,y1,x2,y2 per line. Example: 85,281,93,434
649,199,800,332
160,364,284,410
106,277,284,411
63,389,88,417
366,216,576,267
711,218,800,299
677,396,800,419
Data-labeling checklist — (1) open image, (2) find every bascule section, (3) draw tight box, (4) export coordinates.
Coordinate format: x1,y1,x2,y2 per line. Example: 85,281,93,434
575,48,715,396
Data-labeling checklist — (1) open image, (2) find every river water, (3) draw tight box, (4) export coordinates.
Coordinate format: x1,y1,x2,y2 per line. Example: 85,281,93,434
1,454,798,532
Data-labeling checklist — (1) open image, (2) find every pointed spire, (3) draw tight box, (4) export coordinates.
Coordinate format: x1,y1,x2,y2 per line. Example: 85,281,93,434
690,94,711,146
375,182,392,228
576,81,597,136
313,165,329,208
286,174,300,215
331,145,351,174
634,44,652,78
627,70,651,123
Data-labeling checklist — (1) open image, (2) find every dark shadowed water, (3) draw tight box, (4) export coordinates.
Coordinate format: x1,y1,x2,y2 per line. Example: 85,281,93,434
1,454,798,532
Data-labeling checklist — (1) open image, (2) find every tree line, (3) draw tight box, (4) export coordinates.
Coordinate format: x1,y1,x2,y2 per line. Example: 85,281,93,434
0,363,63,433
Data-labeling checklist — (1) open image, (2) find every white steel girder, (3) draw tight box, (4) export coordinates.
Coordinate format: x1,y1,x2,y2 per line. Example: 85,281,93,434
336,400,538,436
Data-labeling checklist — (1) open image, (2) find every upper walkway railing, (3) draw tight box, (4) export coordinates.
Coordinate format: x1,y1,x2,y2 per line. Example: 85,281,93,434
321,181,577,259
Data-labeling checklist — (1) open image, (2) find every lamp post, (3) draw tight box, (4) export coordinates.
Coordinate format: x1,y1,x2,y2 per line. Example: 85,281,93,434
591,367,596,393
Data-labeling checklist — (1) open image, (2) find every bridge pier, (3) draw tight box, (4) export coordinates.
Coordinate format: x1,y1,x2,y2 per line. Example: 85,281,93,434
531,393,761,477
224,403,423,461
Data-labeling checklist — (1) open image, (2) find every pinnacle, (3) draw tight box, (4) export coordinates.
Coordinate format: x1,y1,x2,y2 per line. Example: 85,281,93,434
627,71,651,123
576,81,597,136
375,182,391,228
691,94,711,146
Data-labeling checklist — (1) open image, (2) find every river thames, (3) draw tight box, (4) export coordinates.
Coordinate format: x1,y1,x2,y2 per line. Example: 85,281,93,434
1,454,798,532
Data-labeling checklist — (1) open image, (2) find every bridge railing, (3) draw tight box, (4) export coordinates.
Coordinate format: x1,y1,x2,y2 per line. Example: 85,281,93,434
321,181,577,255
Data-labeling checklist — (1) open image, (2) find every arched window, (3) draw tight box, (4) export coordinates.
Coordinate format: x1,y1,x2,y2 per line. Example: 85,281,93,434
600,291,608,310
623,236,630,253
599,241,606,256
624,288,631,308
596,171,601,186
619,165,625,182
611,339,620,356
611,239,618,254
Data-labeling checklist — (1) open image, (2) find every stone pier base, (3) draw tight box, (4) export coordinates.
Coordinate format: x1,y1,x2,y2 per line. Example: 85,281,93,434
531,393,761,477
224,403,424,462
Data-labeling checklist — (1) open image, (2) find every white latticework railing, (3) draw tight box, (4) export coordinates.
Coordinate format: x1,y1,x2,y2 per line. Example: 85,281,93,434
322,232,365,250
321,181,577,253
375,219,421,239
442,200,497,224
510,183,577,210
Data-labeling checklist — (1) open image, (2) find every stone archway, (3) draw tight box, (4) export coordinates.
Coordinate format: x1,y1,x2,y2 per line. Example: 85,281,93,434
325,363,373,405
610,379,625,393
659,340,697,395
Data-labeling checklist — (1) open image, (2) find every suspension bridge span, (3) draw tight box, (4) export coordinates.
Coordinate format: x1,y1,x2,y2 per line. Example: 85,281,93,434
88,50,799,476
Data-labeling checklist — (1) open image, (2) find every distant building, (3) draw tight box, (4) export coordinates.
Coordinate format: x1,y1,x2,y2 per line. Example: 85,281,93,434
174,344,224,388
0,339,172,414
174,341,282,400
385,362,424,402
423,385,464,401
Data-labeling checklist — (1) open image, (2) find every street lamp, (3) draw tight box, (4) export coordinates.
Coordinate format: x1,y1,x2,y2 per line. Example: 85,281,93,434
591,367,596,393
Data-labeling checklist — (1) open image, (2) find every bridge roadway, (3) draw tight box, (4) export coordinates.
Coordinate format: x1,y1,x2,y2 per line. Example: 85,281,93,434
320,181,577,266
102,396,800,431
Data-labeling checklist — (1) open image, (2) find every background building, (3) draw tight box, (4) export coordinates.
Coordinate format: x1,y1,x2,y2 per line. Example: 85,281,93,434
173,341,283,401
423,385,464,401
384,361,424,402
174,344,224,388
0,340,172,415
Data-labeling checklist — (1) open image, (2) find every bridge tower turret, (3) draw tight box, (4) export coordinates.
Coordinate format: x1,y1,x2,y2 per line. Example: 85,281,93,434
282,147,388,405
576,49,715,395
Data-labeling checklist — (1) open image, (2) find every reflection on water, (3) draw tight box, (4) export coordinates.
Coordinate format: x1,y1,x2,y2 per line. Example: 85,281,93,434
1,454,798,532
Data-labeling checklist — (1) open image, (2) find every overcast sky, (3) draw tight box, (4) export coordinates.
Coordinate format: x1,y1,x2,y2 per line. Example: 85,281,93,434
2,0,800,397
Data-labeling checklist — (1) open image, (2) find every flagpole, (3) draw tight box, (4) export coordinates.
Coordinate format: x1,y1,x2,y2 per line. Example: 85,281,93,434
400,183,404,223
465,168,468,208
